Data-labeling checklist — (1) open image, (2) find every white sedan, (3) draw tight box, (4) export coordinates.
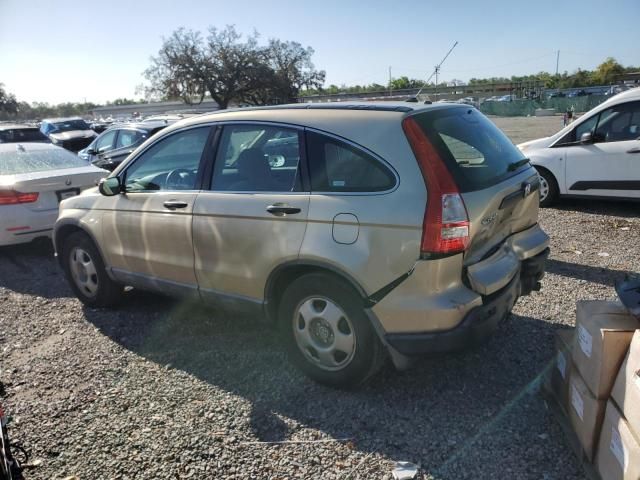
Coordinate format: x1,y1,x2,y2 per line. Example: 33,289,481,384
0,143,107,246
519,87,640,206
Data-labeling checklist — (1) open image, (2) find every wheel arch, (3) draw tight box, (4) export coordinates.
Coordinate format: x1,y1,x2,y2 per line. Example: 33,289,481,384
264,261,370,324
54,220,108,271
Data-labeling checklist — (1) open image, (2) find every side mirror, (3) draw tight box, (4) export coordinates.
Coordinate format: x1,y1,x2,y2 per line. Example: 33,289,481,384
580,132,593,144
86,148,96,155
98,177,122,196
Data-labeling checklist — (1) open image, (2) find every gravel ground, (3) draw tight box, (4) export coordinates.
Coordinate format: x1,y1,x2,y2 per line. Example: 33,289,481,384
1,116,638,479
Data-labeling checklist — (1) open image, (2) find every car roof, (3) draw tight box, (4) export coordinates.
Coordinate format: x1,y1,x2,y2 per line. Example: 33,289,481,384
41,117,86,123
105,120,170,132
606,87,640,102
172,100,466,130
0,124,39,131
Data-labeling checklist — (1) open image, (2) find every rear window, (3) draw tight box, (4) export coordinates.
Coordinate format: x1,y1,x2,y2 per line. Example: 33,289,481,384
0,128,49,143
0,147,88,175
306,131,396,192
410,108,528,191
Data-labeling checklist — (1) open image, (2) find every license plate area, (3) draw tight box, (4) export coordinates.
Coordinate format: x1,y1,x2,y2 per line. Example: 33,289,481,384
56,188,80,203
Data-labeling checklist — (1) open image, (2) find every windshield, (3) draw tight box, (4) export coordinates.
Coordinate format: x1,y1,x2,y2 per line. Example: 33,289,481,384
50,119,90,133
0,147,89,175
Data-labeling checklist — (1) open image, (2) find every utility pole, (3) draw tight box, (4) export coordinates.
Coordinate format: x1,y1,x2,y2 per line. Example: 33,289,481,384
389,66,392,97
555,50,560,76
415,41,458,101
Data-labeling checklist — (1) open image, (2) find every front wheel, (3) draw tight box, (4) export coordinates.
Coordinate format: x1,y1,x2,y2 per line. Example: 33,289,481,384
537,168,559,207
279,273,385,388
61,231,123,307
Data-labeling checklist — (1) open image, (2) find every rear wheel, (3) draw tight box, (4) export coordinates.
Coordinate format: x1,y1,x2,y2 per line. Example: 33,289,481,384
537,168,559,207
61,232,123,307
279,273,385,388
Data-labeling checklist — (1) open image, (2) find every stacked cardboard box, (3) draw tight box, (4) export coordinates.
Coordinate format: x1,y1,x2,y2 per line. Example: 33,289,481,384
547,299,638,477
568,301,637,461
596,331,640,479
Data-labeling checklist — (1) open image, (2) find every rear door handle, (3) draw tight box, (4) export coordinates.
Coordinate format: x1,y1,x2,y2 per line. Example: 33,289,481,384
266,204,301,216
163,200,189,209
627,147,640,154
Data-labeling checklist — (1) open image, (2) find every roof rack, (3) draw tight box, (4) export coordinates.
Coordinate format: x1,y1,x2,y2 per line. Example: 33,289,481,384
204,103,415,115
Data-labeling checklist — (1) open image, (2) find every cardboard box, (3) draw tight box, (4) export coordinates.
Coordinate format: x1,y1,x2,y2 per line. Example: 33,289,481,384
572,300,638,399
568,370,607,461
596,400,640,480
550,329,574,412
611,330,640,439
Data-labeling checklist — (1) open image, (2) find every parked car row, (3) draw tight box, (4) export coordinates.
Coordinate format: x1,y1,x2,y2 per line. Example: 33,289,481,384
2,90,638,387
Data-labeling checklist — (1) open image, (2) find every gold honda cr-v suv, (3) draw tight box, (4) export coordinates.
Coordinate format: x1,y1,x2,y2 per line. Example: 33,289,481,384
54,102,549,388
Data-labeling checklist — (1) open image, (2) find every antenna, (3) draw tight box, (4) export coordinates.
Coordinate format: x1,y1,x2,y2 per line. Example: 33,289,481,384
413,41,459,101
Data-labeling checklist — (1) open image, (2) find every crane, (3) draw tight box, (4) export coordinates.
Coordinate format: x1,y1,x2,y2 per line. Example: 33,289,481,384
412,41,459,102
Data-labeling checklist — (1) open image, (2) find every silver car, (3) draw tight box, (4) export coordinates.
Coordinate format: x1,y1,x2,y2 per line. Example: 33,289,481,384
54,102,549,388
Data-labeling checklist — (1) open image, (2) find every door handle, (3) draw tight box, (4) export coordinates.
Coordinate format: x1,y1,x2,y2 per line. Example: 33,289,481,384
163,200,188,209
266,204,301,216
627,147,640,154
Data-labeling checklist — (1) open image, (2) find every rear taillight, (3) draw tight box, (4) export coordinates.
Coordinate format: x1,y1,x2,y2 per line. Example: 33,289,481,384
0,190,39,205
402,117,470,256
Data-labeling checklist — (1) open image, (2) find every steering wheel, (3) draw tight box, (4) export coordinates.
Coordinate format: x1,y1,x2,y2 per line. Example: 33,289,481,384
165,168,194,190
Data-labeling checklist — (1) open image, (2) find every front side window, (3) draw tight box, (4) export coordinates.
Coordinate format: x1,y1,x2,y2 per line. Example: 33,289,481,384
211,124,301,192
306,131,396,192
573,115,599,143
594,102,640,143
116,129,144,149
124,127,210,192
95,130,117,152
559,101,640,145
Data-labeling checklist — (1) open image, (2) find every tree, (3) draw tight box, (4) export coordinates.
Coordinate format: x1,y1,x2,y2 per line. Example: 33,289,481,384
245,39,325,105
0,84,18,114
143,28,208,105
143,26,325,109
593,57,624,85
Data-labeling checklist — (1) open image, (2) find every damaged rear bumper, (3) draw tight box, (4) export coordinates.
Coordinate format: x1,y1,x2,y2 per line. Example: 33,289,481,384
383,248,548,356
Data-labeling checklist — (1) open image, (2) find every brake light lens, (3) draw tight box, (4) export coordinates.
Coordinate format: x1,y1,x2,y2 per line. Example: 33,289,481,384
0,190,39,205
402,117,470,255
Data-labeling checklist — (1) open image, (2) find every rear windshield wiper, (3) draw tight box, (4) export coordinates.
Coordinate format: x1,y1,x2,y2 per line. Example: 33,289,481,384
507,158,530,171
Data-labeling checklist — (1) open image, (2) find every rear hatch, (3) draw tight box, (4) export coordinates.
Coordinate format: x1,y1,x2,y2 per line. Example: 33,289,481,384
408,106,540,265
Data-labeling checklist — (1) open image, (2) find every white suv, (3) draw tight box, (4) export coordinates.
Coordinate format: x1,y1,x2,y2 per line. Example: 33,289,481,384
519,88,640,206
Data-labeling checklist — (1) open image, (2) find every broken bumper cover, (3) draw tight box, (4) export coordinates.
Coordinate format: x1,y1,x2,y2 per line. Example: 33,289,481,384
383,247,549,356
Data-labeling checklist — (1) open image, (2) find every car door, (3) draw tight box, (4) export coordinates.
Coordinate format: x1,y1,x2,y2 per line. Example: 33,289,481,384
192,123,309,310
92,129,118,163
565,101,640,199
101,125,214,296
102,128,147,169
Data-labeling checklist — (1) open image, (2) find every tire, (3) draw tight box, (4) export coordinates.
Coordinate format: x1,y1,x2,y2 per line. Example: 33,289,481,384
278,273,385,388
537,168,559,207
61,231,123,307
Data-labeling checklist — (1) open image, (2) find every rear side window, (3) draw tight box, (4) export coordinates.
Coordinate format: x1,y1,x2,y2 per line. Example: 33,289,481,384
306,131,395,192
410,108,528,192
